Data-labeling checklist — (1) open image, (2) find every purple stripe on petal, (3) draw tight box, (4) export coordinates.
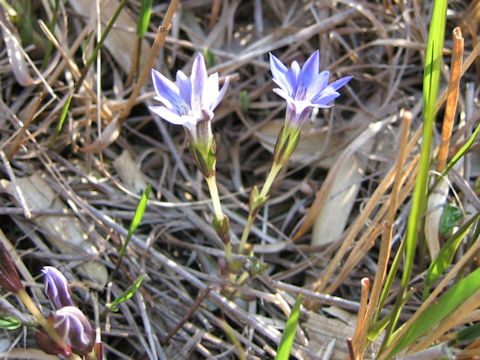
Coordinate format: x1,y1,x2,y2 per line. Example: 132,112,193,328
191,54,208,112
176,70,192,104
149,106,184,125
151,70,185,109
298,50,319,91
269,53,293,95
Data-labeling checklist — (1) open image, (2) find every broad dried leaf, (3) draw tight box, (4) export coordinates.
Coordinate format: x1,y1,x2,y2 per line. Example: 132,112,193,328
79,116,121,153
294,115,396,241
0,8,34,86
0,174,108,286
113,150,148,194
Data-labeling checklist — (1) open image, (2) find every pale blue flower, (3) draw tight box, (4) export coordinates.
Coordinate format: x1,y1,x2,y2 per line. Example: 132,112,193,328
150,53,230,144
269,51,352,128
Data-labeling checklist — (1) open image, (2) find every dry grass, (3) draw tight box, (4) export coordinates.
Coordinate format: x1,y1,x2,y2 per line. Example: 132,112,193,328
0,0,479,359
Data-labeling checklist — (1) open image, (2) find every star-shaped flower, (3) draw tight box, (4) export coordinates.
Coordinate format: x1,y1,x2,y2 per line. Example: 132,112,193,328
269,50,352,129
150,53,230,145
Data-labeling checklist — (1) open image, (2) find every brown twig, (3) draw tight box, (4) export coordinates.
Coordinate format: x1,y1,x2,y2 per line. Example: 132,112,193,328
437,27,464,173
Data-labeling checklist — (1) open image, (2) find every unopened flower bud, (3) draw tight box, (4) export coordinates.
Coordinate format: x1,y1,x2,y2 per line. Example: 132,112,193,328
50,306,94,356
0,241,23,293
41,267,75,310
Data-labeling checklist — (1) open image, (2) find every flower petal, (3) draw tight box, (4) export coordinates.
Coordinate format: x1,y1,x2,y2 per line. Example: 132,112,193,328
151,69,188,114
311,91,340,107
329,75,353,91
176,70,192,104
203,72,220,110
298,50,319,92
305,71,330,100
191,54,208,112
272,88,292,102
211,76,230,110
269,53,293,94
150,106,185,125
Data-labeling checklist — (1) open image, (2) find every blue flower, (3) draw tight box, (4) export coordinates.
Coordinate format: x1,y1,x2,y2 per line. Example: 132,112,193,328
269,51,352,128
150,53,230,145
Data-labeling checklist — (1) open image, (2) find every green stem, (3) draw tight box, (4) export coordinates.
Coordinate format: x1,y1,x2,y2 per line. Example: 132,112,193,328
205,176,233,265
205,176,224,221
238,163,283,254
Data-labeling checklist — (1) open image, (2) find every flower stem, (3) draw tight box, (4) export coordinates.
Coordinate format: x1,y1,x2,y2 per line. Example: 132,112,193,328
205,175,224,221
205,176,233,265
238,162,282,254
16,288,81,360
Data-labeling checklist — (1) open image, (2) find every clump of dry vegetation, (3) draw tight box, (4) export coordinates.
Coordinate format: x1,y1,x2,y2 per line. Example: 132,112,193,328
0,0,479,359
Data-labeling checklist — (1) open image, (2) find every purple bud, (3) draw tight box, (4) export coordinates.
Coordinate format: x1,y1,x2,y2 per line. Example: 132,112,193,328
0,241,23,293
41,267,75,310
50,306,94,356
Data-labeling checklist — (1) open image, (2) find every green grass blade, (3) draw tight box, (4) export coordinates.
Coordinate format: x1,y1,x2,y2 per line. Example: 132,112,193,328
119,184,151,260
388,267,480,358
113,184,151,276
50,94,72,147
106,274,146,312
403,0,447,288
275,294,302,360
424,212,480,298
383,0,447,343
443,120,480,177
453,321,480,344
0,316,21,330
137,0,153,37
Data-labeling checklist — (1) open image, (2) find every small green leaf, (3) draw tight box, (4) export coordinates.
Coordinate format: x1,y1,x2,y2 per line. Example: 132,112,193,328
107,274,146,312
114,185,151,275
203,48,215,67
50,94,72,147
439,204,462,236
239,90,249,112
0,316,21,330
275,294,302,360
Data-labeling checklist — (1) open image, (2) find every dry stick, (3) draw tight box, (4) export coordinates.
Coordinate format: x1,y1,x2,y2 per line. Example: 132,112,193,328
436,27,464,173
354,110,412,357
37,20,112,120
328,224,384,295
6,93,44,159
209,0,223,31
120,0,179,123
79,0,179,153
352,278,371,360
434,31,480,115
163,287,213,344
305,122,421,308
293,116,396,242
